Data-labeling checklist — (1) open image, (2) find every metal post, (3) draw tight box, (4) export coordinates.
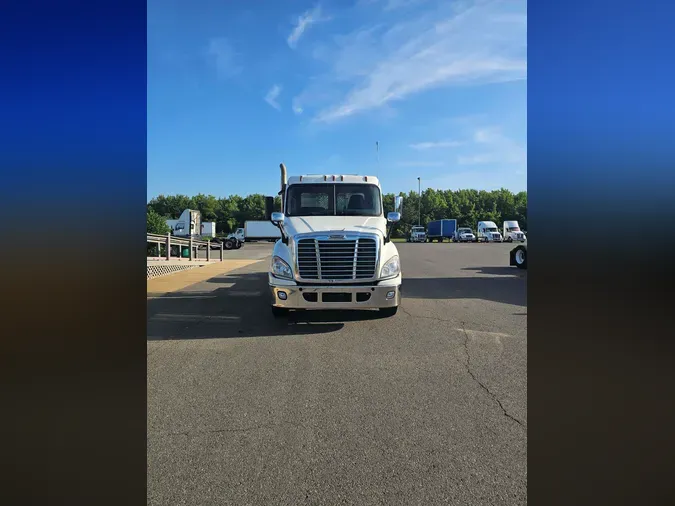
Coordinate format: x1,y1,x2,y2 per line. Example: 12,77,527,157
418,177,421,226
207,240,210,261
189,237,194,261
166,233,171,261
220,241,224,261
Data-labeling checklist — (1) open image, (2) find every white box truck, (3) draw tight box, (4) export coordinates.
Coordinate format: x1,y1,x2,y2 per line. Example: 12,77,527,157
407,226,427,243
266,165,403,318
477,221,503,242
245,220,282,242
454,227,476,242
200,222,216,238
503,220,526,242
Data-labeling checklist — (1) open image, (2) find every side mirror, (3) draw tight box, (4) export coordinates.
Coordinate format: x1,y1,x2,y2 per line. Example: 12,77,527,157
387,212,401,223
271,212,285,224
264,196,275,220
394,195,403,214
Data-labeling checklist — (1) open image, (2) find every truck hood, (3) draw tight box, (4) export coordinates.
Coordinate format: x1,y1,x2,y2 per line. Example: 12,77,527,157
283,216,387,238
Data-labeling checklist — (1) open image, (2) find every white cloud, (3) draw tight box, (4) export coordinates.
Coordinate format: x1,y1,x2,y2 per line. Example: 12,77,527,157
296,0,526,123
457,125,526,165
206,37,241,78
409,140,462,150
264,84,282,110
287,5,328,49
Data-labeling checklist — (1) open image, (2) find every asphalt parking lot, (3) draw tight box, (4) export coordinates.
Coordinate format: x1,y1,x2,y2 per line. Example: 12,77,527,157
147,241,527,505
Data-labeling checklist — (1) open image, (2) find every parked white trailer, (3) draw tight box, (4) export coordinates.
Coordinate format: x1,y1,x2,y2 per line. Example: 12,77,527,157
166,209,201,238
245,220,282,242
503,220,526,242
477,221,503,242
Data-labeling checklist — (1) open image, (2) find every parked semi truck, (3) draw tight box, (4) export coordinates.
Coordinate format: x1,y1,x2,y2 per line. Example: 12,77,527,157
477,221,503,242
245,220,282,242
266,164,403,318
503,220,526,242
426,219,457,242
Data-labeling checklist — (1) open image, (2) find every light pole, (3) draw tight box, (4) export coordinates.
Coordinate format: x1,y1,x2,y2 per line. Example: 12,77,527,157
417,177,421,226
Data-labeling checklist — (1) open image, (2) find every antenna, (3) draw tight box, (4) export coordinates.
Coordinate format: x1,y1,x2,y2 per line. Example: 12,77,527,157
376,141,379,178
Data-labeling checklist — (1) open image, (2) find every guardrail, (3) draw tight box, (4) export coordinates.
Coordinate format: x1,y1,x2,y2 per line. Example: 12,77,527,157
147,233,226,262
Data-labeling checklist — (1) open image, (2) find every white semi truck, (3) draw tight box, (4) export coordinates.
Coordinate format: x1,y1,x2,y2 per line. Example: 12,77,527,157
503,220,526,242
477,221,503,242
266,164,403,318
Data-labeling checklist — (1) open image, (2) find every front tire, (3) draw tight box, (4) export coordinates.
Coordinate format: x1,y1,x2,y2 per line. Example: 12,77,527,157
514,246,527,269
379,306,398,317
271,306,289,318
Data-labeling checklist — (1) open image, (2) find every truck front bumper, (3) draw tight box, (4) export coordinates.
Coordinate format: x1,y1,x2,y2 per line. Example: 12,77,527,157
269,274,402,311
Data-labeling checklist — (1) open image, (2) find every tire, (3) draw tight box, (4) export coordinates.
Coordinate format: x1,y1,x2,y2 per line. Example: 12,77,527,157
234,241,242,249
224,239,234,250
271,306,289,318
514,246,527,269
379,306,398,317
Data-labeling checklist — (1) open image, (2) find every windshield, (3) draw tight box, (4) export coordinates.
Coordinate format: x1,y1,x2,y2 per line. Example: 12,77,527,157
487,227,498,232
508,227,520,232
412,227,424,232
459,229,472,234
285,183,382,217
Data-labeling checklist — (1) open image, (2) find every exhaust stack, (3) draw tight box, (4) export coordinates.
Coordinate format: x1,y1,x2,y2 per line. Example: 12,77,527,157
279,163,287,210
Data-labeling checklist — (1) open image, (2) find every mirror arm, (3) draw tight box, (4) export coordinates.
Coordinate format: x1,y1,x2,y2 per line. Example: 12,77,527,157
271,220,289,245
384,220,397,244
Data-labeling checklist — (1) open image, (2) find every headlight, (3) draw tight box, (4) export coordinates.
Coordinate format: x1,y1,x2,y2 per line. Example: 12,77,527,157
380,255,401,279
271,256,293,279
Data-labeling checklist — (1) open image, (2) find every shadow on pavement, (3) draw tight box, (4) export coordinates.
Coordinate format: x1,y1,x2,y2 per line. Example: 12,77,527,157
402,274,526,307
461,266,527,277
148,271,352,341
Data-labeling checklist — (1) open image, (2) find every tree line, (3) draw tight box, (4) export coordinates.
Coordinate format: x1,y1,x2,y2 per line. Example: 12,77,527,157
147,189,527,238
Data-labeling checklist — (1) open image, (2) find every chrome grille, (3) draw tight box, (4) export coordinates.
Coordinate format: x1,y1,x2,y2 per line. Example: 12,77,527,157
297,238,377,281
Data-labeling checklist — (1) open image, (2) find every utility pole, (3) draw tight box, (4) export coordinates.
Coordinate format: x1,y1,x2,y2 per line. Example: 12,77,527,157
417,177,421,226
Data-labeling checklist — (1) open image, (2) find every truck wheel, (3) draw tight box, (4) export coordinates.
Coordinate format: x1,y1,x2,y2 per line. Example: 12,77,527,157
514,246,527,269
224,239,234,250
271,306,289,318
379,306,398,317
234,241,242,249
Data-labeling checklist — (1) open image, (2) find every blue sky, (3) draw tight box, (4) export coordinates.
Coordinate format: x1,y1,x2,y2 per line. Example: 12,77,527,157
147,0,527,200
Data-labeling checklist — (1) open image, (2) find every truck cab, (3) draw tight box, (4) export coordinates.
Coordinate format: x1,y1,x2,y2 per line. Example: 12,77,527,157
408,226,426,243
477,221,503,242
266,165,402,318
503,221,526,242
228,228,245,242
455,227,476,243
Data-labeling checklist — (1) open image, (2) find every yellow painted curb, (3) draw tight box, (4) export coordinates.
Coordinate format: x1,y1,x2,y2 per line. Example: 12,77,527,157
147,259,264,297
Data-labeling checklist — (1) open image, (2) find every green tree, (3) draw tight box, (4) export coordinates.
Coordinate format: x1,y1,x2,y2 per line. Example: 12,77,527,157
147,207,170,235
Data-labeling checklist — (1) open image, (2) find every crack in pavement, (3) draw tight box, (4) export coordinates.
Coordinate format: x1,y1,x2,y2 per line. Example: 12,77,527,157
163,419,311,438
460,323,527,430
399,304,454,322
